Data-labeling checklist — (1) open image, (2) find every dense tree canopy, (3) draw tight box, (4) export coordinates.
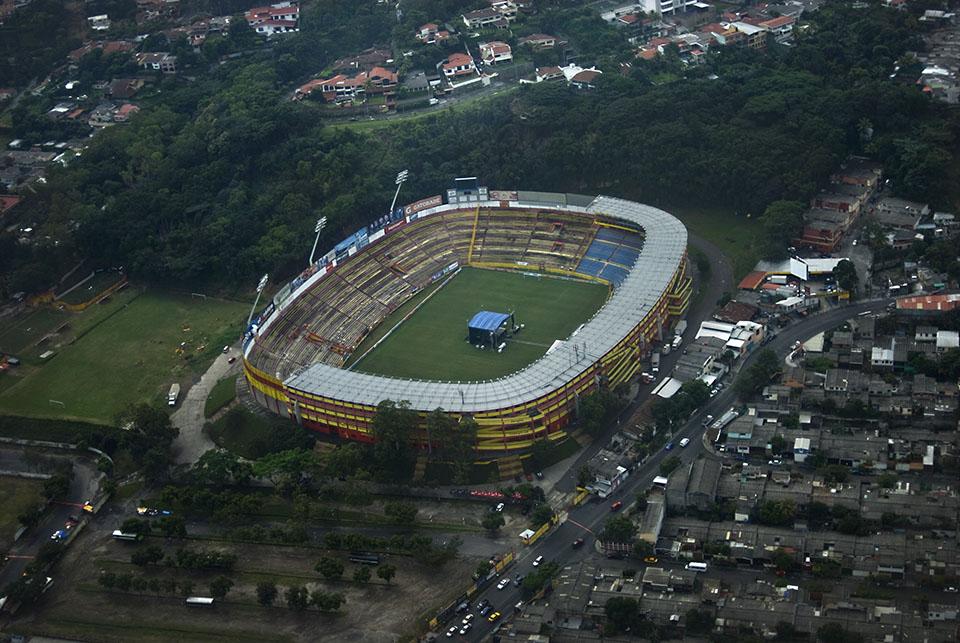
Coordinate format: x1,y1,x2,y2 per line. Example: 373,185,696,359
2,2,957,297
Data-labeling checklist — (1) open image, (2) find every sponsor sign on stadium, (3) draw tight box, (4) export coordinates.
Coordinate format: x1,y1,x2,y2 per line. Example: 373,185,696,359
385,219,408,234
403,195,442,216
489,190,518,201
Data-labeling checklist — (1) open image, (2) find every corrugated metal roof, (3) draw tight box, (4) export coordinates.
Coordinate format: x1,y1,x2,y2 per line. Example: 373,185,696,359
284,195,687,412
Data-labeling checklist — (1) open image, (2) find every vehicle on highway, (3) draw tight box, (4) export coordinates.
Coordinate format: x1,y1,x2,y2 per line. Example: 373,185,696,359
643,556,659,564
572,537,584,548
497,578,509,590
610,500,623,511
702,414,714,426
679,437,690,448
488,611,501,622
686,562,708,572
446,625,458,637
513,574,524,587
664,442,674,450
768,459,783,466
532,555,544,567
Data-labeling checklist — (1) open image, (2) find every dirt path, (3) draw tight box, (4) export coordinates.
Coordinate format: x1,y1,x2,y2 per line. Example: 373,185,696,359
170,347,241,465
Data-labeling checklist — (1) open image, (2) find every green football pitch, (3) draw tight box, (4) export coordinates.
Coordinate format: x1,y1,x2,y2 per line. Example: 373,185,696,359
351,267,609,381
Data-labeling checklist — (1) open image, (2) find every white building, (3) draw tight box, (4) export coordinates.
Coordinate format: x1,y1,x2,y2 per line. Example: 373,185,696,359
479,41,513,65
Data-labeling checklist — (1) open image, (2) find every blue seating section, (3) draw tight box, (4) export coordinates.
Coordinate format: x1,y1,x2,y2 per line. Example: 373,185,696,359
575,226,644,288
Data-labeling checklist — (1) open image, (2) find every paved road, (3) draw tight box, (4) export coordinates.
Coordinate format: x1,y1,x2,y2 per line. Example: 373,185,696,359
460,298,892,641
553,232,733,495
170,347,242,465
0,451,101,592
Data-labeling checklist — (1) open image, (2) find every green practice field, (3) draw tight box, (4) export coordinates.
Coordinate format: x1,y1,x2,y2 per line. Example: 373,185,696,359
352,267,609,381
0,291,247,423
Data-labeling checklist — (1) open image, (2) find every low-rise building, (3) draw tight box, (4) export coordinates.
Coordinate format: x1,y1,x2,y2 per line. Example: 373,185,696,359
479,41,512,65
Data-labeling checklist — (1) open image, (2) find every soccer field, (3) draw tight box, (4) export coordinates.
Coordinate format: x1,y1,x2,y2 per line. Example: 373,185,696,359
0,291,247,423
352,267,609,381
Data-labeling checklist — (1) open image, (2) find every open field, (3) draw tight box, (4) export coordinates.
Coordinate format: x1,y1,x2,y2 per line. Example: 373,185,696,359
353,267,609,381
10,529,478,643
57,270,124,305
0,291,248,423
668,205,759,281
206,407,279,459
0,476,44,550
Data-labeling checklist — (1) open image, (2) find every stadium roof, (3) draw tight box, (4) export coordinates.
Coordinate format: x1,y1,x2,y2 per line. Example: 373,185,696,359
468,311,511,332
284,195,687,413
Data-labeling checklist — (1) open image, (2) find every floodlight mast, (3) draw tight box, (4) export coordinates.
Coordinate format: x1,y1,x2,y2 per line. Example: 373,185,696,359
308,216,328,267
389,169,409,216
246,273,269,328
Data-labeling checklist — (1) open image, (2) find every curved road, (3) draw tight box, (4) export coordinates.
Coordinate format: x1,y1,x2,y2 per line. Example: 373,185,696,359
461,297,892,641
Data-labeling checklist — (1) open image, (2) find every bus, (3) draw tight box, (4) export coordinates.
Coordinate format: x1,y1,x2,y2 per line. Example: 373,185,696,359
685,562,708,573
185,597,215,607
349,552,381,565
652,476,669,489
111,530,144,542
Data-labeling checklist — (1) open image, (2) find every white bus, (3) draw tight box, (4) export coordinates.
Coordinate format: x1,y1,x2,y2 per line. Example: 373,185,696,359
652,476,669,489
111,530,143,542
185,596,215,607
685,562,708,573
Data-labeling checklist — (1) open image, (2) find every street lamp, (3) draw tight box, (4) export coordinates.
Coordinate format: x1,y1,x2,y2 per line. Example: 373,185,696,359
246,273,269,328
308,216,328,267
389,169,409,216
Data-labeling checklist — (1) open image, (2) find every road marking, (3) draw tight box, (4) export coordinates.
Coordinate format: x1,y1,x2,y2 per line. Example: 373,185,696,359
567,518,594,534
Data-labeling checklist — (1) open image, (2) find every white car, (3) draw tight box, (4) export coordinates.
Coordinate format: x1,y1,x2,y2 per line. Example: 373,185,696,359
495,502,505,512
462,614,475,625
532,555,544,567
497,578,510,590
679,438,690,448
459,623,472,635
446,625,458,637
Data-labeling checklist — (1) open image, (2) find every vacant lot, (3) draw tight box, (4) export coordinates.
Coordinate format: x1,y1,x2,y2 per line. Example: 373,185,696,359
11,527,478,643
0,291,247,423
0,476,44,550
353,267,608,381
669,205,759,281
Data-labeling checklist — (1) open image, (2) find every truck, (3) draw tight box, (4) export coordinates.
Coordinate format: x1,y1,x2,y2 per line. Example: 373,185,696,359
671,335,682,350
674,320,687,336
167,383,180,407
651,353,660,373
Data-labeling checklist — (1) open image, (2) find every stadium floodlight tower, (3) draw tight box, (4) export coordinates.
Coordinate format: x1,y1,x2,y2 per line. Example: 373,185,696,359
389,169,409,215
246,273,270,327
308,216,328,267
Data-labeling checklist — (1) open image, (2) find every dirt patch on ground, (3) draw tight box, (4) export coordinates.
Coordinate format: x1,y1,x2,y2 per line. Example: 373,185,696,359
8,525,477,642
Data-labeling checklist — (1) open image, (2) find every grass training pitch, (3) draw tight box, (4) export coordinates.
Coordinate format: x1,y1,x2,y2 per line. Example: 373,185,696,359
0,290,247,424
351,267,609,381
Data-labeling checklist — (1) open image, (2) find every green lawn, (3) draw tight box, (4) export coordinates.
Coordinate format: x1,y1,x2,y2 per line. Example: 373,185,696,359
57,270,124,305
668,205,760,281
204,376,237,418
206,407,278,460
352,267,609,381
0,476,44,549
0,291,247,423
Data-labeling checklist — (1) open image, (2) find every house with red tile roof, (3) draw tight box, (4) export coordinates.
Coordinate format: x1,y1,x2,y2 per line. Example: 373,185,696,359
518,34,558,49
758,15,796,43
535,66,564,82
246,2,299,36
442,52,476,78
114,103,140,122
480,41,512,65
0,194,22,219
294,67,398,103
415,22,450,44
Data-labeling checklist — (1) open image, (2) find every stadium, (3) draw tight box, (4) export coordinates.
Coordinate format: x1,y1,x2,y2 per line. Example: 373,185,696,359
242,183,691,460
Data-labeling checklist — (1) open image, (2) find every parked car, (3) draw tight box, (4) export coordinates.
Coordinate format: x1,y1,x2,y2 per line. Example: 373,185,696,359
446,625,458,637
462,614,474,625
459,623,472,635
495,502,505,512
643,556,659,564
535,471,544,480
488,611,502,622
50,530,67,542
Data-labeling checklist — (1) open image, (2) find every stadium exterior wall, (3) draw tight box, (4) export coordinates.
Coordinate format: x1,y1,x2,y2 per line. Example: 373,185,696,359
242,193,691,458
